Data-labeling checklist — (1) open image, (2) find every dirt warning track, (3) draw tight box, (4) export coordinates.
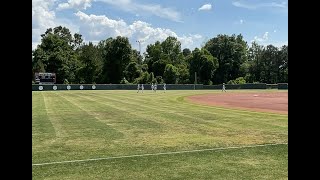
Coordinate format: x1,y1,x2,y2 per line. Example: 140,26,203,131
187,91,288,114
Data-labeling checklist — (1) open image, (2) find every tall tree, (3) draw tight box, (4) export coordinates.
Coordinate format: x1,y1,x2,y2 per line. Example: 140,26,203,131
260,45,279,83
144,41,162,73
204,34,247,84
77,42,103,83
124,61,141,83
100,36,133,83
182,48,191,57
163,64,179,84
247,42,264,82
32,26,82,83
161,36,182,65
278,45,288,83
189,48,219,84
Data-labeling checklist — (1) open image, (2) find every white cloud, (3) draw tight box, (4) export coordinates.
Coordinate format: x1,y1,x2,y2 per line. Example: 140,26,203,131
32,0,57,50
252,32,269,42
98,0,181,22
198,4,212,11
32,1,201,52
240,19,244,24
274,30,277,33
75,11,203,52
57,0,93,10
251,32,287,47
232,1,287,10
32,0,79,50
75,11,130,39
262,32,268,39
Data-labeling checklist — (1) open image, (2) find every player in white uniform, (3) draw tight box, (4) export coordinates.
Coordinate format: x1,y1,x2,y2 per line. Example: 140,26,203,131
141,84,144,93
222,83,226,92
163,83,166,92
154,83,157,92
137,84,140,93
151,83,154,92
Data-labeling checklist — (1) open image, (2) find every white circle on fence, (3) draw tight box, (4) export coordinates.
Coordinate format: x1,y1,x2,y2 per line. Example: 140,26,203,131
39,86,43,90
80,85,84,90
53,86,57,90
67,85,71,90
92,85,96,89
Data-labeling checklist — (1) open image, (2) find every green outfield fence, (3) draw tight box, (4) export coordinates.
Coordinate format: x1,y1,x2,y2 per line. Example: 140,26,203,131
32,84,203,91
32,83,288,91
203,83,267,90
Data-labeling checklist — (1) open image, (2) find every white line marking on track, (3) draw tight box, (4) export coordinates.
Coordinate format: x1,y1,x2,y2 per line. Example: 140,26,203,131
32,143,287,166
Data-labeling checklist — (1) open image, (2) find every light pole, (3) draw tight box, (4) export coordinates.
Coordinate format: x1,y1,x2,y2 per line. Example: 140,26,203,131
136,40,141,54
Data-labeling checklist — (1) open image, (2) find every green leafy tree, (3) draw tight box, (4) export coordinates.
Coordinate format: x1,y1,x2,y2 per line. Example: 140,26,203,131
124,61,141,83
163,64,179,84
189,48,219,84
77,42,103,83
182,48,191,57
32,26,82,83
228,77,246,84
100,36,132,83
204,34,247,84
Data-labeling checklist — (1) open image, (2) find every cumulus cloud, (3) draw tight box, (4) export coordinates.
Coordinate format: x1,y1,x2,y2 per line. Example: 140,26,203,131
75,11,203,52
98,0,182,22
198,4,212,11
32,1,202,51
32,0,57,49
57,0,93,10
232,1,287,10
252,32,269,42
32,0,79,50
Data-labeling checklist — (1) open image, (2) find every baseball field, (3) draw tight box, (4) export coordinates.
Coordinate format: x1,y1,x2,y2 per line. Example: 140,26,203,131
32,90,288,179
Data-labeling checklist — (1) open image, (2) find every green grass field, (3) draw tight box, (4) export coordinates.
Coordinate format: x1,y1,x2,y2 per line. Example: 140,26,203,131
32,90,288,180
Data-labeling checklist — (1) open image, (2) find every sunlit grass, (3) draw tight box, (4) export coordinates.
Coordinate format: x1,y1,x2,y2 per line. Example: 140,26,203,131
32,90,287,179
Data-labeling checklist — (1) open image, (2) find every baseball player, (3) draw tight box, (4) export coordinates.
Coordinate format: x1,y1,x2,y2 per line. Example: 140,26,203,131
141,84,144,93
163,83,166,92
137,83,140,93
222,83,226,92
151,83,154,92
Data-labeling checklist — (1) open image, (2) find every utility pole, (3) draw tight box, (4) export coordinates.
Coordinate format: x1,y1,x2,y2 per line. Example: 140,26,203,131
136,40,142,54
194,72,197,90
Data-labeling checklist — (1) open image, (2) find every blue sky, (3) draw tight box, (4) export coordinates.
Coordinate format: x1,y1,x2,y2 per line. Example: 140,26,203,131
32,0,288,52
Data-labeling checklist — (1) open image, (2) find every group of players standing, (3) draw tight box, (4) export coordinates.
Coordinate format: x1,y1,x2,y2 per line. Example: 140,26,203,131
137,83,226,93
137,83,166,93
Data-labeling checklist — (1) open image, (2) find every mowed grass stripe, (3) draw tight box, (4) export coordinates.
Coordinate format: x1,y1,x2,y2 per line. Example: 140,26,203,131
32,90,288,174
56,92,166,133
84,91,287,133
73,91,287,145
33,143,287,166
75,92,220,131
45,92,123,139
32,92,56,139
93,90,288,127
32,143,287,180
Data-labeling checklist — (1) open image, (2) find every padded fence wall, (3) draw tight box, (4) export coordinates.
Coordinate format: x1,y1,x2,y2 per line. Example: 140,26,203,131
32,83,287,91
277,83,288,89
32,84,203,91
203,83,267,89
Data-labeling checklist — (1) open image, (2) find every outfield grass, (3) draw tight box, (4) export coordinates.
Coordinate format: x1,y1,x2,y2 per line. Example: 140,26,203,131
32,90,288,179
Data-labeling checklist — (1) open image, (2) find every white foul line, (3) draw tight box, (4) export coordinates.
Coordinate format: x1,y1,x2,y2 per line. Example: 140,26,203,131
32,143,287,166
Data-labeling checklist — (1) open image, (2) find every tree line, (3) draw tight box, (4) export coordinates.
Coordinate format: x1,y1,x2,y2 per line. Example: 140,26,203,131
32,26,288,85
